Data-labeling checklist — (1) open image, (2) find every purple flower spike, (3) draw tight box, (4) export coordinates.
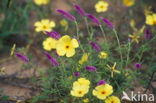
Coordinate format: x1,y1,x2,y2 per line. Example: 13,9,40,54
97,80,106,86
15,53,29,63
57,9,76,21
45,30,61,40
87,14,100,26
90,42,100,52
45,52,59,67
74,4,86,17
85,66,96,72
135,63,141,69
145,29,150,39
101,18,114,29
74,72,80,76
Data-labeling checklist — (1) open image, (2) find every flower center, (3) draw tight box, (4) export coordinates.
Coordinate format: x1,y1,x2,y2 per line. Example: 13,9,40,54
42,25,47,29
100,5,104,9
78,90,82,94
132,35,137,40
111,68,115,71
153,20,156,24
101,91,106,95
65,45,70,49
111,101,114,103
48,42,51,46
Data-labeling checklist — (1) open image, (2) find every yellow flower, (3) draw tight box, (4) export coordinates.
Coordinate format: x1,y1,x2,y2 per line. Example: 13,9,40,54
83,98,89,103
74,78,90,87
92,84,113,100
0,67,5,75
105,96,120,103
10,44,16,56
130,19,145,35
71,78,90,97
69,76,73,80
34,19,55,33
145,13,156,25
95,1,109,13
71,84,89,97
60,19,68,31
79,53,89,65
43,37,57,51
129,34,140,44
33,0,49,6
56,35,79,57
98,51,107,59
123,0,135,7
130,19,137,32
107,62,120,78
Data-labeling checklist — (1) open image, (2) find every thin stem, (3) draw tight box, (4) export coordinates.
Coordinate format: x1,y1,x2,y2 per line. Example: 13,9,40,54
126,42,131,67
113,29,123,69
84,17,90,35
130,35,156,63
99,25,109,53
75,21,79,39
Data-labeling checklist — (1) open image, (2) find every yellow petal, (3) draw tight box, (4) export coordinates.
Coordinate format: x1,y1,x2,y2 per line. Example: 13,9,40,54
107,64,112,70
92,90,97,96
59,35,71,42
66,48,75,57
50,21,56,27
71,38,79,48
34,21,42,27
114,70,121,74
111,72,114,78
113,62,116,68
56,43,66,56
35,27,41,32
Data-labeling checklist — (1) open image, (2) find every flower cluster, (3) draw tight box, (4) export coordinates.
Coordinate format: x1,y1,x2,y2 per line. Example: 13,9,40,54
43,35,79,57
71,78,120,102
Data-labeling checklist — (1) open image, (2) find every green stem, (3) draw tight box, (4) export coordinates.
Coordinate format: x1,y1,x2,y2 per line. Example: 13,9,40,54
99,25,109,53
75,21,79,39
126,42,131,67
113,29,123,69
84,17,90,35
130,35,156,63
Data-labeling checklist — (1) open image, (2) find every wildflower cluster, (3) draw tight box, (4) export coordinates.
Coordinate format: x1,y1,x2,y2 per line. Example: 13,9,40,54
9,0,155,103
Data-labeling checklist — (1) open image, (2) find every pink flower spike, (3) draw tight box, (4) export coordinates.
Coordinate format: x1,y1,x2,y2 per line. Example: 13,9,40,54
74,72,80,76
45,30,61,40
90,42,100,52
85,66,96,72
135,63,141,69
74,4,86,17
57,9,76,21
97,80,106,86
87,14,100,26
15,53,29,63
145,29,150,39
101,18,114,29
44,52,59,67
